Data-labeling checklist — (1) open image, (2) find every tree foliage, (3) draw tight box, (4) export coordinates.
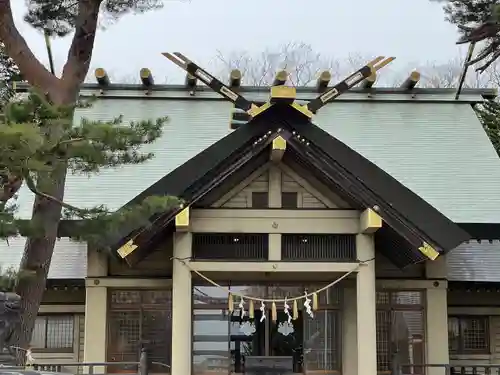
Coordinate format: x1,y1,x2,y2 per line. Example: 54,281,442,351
475,99,500,156
0,90,179,246
24,0,165,36
435,0,500,72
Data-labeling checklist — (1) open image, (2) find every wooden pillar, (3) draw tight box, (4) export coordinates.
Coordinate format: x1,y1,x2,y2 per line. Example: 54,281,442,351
356,234,377,375
171,232,192,375
83,247,108,373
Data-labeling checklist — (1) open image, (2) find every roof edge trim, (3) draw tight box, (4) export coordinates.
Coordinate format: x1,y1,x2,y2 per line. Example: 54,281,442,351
13,83,495,103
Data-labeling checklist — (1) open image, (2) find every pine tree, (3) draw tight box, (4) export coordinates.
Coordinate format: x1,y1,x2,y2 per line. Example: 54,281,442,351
475,100,500,155
0,88,179,354
436,0,500,72
0,0,173,353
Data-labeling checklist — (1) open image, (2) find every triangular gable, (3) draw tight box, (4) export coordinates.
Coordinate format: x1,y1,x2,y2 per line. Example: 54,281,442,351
112,104,470,267
207,163,348,209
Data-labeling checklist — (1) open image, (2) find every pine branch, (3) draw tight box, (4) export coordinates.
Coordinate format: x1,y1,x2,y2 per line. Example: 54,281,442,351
65,116,168,174
22,171,85,213
64,195,182,250
475,99,500,155
0,0,60,96
0,89,175,247
440,0,500,73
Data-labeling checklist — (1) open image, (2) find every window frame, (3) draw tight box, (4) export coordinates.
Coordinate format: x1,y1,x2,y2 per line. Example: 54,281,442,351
376,290,425,374
30,314,75,353
448,315,490,355
251,192,269,208
106,289,172,371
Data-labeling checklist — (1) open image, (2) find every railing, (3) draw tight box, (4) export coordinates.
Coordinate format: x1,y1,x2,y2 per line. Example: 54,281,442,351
0,349,170,375
393,363,500,375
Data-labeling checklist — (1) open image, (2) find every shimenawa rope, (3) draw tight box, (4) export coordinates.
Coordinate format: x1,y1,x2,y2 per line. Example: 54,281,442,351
172,257,373,303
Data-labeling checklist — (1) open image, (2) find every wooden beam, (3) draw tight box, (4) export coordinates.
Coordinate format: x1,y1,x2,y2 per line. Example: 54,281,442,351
86,278,172,288
140,68,154,87
229,69,242,87
229,107,251,130
359,208,382,233
175,206,190,231
316,70,331,92
401,71,420,90
185,73,197,88
361,72,377,89
94,68,110,86
189,261,360,273
270,135,286,162
273,70,288,86
191,209,360,234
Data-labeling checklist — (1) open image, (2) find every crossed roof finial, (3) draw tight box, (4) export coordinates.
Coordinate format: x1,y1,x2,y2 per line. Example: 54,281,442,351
163,52,395,120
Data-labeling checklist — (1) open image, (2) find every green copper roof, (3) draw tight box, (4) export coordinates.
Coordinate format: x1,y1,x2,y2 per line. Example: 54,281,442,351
13,88,500,224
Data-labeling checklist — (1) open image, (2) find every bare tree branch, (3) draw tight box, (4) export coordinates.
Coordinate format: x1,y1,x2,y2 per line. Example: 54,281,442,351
0,0,60,95
214,42,342,87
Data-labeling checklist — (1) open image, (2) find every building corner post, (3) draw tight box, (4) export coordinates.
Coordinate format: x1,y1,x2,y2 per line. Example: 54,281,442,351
425,256,449,375
356,233,377,375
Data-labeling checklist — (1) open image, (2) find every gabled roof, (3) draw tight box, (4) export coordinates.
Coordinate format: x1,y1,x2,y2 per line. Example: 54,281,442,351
115,103,470,268
448,240,500,282
0,237,87,279
12,88,500,225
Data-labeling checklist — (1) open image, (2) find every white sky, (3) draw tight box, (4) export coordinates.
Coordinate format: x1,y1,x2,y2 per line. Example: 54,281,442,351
10,0,468,83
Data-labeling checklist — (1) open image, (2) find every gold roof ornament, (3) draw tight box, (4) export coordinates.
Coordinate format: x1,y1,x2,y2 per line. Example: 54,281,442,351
117,239,138,258
418,242,439,261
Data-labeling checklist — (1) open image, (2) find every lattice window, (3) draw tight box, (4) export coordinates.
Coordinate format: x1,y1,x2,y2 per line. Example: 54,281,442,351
192,234,268,260
376,291,425,374
282,234,356,261
30,315,74,351
448,316,489,354
107,290,172,372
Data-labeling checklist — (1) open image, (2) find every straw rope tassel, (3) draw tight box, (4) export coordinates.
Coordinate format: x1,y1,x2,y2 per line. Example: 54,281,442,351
312,292,319,311
228,293,234,313
292,300,299,320
249,300,254,319
271,302,277,322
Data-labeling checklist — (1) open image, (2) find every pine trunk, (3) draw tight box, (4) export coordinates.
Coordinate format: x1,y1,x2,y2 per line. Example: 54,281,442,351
10,91,74,359
10,174,68,355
